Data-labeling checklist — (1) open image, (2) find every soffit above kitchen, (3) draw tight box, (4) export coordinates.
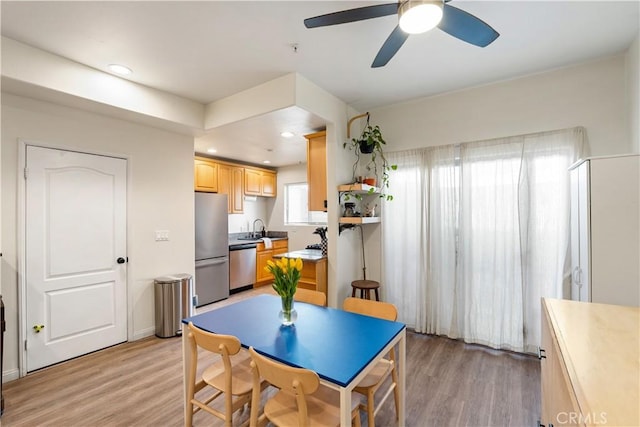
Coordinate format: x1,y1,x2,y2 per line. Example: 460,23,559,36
1,1,638,167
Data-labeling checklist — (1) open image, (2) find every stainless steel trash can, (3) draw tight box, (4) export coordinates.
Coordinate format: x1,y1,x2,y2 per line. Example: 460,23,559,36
154,274,195,338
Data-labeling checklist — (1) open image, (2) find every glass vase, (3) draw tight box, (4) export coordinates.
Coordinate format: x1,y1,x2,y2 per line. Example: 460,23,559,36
279,295,297,326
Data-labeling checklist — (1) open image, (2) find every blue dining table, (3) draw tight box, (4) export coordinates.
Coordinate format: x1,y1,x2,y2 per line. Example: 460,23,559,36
181,293,406,426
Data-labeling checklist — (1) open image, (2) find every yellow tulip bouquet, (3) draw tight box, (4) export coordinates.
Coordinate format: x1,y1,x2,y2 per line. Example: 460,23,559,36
265,257,303,324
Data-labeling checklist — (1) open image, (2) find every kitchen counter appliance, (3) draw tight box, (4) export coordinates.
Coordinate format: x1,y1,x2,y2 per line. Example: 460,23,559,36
195,193,230,306
229,244,256,292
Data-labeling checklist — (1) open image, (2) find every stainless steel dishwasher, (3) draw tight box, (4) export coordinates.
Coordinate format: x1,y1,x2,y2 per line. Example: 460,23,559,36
229,243,257,291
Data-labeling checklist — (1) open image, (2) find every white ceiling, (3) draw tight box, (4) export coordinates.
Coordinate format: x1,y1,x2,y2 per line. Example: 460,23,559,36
2,1,638,166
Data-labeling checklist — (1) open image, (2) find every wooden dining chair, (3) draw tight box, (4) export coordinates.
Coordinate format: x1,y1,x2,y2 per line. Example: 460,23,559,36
266,287,326,306
248,346,362,427
342,297,399,427
186,322,265,427
293,288,326,306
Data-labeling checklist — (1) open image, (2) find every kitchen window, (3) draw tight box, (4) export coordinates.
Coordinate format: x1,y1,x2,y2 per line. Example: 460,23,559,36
284,183,327,225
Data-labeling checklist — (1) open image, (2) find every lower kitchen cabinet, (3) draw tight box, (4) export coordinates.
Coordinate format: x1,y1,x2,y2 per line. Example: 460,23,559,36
298,258,327,296
270,250,328,300
255,239,289,286
540,298,639,427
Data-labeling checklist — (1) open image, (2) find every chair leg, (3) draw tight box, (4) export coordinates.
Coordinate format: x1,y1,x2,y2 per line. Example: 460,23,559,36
374,288,379,301
391,356,400,420
352,406,362,427
352,287,357,297
367,388,376,427
186,401,193,427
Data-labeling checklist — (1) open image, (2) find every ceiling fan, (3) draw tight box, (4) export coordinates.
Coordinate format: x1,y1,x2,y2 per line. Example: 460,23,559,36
304,0,499,68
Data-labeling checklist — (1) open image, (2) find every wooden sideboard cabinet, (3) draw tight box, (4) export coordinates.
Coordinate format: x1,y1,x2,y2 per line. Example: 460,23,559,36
255,239,289,286
306,130,327,212
540,298,639,427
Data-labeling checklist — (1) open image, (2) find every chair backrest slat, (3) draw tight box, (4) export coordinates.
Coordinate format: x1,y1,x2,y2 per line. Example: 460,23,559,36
343,297,397,321
188,321,242,355
249,347,319,394
294,288,326,306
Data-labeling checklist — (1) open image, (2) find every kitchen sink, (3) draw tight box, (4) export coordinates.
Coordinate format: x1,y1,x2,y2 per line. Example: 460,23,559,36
236,236,262,241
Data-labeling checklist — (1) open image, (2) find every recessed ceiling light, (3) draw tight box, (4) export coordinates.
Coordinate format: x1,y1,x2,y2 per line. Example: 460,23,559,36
263,160,271,164
108,64,132,76
280,131,294,138
207,148,217,154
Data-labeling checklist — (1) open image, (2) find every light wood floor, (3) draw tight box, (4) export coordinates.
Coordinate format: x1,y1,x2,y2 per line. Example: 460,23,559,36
2,288,541,426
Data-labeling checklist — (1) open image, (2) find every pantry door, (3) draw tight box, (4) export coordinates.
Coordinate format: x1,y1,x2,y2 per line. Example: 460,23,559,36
25,145,127,371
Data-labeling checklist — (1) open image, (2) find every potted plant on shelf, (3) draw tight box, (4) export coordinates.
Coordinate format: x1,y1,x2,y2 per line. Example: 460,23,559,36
343,121,397,201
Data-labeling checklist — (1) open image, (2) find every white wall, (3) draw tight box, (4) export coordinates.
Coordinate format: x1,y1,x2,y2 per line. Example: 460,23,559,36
371,55,631,157
627,33,640,153
267,163,323,252
227,198,269,234
1,93,195,380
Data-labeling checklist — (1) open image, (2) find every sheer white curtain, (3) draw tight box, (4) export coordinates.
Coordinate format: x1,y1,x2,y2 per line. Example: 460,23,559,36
382,127,585,352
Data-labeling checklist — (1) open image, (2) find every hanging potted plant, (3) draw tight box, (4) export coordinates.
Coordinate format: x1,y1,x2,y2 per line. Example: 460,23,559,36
344,118,397,201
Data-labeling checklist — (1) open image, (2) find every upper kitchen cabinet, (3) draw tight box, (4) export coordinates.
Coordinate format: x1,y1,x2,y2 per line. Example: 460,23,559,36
195,157,277,209
194,157,218,192
245,168,277,197
305,130,327,212
218,163,244,214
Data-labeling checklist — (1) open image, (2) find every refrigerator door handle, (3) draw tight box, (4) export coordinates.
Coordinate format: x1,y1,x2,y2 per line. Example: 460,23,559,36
195,257,229,268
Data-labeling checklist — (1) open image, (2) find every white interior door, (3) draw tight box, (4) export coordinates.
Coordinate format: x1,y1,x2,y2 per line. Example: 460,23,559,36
25,145,127,372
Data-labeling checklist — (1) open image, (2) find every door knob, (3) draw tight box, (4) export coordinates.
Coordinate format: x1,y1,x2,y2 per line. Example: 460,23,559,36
33,324,45,333
117,257,126,264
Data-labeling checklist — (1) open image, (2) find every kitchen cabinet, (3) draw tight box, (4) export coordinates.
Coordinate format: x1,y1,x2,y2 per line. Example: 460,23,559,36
337,183,382,225
298,258,327,296
218,163,244,214
272,250,328,300
255,239,289,286
305,130,327,212
569,155,639,306
540,298,639,427
245,168,277,197
194,157,218,192
194,157,277,207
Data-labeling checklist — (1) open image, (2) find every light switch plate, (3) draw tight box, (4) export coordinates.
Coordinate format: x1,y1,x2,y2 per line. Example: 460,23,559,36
155,230,169,241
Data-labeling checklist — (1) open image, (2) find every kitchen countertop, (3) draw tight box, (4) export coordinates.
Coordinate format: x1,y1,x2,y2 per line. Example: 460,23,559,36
228,236,287,247
272,249,326,262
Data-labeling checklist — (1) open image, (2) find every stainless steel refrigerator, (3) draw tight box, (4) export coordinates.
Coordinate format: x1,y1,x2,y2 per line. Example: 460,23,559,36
195,192,229,306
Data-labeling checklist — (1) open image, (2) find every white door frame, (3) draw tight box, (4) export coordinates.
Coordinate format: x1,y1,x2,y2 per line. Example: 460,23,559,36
17,139,132,377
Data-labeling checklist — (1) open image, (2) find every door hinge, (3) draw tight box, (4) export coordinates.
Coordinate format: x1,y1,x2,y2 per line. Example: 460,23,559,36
24,340,27,351
24,167,28,179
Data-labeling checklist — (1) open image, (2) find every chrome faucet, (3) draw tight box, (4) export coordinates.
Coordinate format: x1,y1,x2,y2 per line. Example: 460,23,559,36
252,218,265,238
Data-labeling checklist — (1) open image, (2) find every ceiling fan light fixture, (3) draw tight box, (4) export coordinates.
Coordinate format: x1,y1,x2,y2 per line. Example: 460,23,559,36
398,0,443,34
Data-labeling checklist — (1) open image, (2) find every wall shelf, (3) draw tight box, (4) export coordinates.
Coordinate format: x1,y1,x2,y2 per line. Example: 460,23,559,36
338,183,382,234
337,183,380,194
338,217,381,224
